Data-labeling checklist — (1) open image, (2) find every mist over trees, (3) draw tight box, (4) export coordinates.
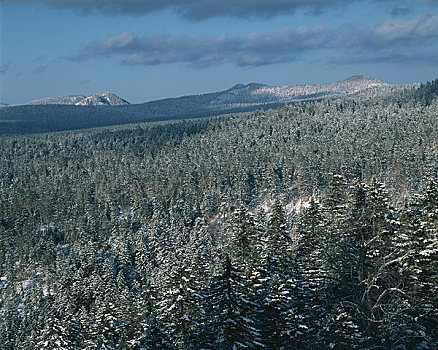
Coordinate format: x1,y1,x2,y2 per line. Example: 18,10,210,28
0,80,437,349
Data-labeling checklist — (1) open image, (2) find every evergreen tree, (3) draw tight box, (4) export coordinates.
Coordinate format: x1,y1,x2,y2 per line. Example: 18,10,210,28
208,255,261,349
293,197,327,347
0,291,22,350
85,287,123,349
330,181,402,348
157,264,204,349
35,315,70,350
228,206,259,272
140,315,176,350
257,200,295,349
399,178,438,348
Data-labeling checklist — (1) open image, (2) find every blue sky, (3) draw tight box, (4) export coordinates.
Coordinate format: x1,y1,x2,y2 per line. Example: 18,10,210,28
1,0,438,105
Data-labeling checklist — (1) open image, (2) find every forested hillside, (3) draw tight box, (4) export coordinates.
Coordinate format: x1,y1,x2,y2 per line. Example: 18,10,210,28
0,76,405,137
0,81,437,349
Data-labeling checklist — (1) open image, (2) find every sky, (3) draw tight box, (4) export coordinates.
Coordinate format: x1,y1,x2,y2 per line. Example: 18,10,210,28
1,0,438,105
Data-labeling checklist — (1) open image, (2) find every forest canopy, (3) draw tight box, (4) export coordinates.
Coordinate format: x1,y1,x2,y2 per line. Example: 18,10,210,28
0,81,437,349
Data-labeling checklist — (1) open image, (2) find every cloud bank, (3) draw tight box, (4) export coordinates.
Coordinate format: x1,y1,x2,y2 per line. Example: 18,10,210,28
0,0,375,19
4,0,438,19
71,26,331,67
68,13,438,68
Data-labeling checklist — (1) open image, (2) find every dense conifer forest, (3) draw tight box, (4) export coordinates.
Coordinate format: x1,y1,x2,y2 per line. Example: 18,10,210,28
0,80,437,349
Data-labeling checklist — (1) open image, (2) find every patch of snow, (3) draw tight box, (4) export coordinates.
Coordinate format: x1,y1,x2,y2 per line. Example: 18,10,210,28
36,222,55,232
285,197,312,215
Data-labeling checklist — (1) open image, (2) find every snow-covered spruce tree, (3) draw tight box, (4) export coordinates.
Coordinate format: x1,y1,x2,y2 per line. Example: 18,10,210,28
156,263,204,349
229,206,259,269
17,283,48,349
84,292,122,349
257,199,295,349
415,179,438,346
322,174,349,283
310,174,356,347
0,286,22,350
397,178,438,348
129,280,174,350
225,205,284,348
46,250,89,348
293,197,328,347
113,290,148,349
139,314,176,350
206,254,262,349
35,315,71,350
321,181,404,348
0,224,15,277
82,255,125,350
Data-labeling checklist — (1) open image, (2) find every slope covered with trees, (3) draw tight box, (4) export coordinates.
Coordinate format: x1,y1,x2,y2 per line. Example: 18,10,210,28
0,76,410,137
0,81,437,349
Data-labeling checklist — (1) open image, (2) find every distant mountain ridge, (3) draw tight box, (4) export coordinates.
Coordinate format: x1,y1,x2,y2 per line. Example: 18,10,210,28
0,75,413,136
25,92,130,106
16,75,390,107
127,75,397,118
208,75,390,107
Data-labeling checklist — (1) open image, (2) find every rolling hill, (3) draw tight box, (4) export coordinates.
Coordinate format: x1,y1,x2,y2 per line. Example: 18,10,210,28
0,76,407,136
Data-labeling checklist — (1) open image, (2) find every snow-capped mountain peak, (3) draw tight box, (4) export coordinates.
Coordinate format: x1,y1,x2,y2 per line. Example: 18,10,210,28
75,92,130,106
26,95,87,105
23,92,130,106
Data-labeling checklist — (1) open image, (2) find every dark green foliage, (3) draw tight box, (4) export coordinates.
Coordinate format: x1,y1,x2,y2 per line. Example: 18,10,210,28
140,315,176,350
207,255,261,350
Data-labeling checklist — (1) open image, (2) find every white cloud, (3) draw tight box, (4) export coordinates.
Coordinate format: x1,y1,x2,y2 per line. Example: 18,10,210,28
70,26,331,67
371,13,438,41
66,12,438,68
